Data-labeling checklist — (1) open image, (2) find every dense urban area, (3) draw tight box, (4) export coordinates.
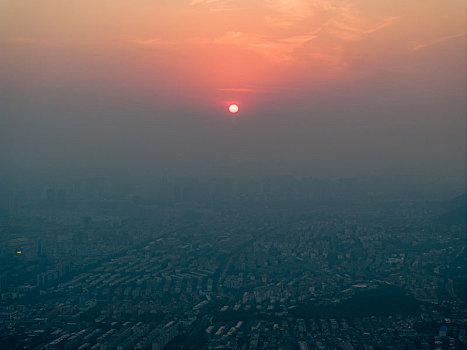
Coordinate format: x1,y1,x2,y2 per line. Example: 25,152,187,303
0,178,466,349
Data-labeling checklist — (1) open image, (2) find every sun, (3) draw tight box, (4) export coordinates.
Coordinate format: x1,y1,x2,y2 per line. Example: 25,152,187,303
228,104,239,114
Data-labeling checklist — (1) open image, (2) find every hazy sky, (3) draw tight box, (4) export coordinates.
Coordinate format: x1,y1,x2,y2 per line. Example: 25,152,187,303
1,0,465,185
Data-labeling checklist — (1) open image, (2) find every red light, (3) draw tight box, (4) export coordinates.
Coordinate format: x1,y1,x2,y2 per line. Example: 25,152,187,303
16,250,22,254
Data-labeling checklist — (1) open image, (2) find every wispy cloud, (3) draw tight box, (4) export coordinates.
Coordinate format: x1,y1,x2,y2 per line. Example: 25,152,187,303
413,32,466,52
266,0,313,19
190,0,223,4
3,37,35,44
265,1,399,42
190,0,234,12
214,31,317,62
328,11,400,41
217,88,261,92
132,38,161,47
264,16,294,28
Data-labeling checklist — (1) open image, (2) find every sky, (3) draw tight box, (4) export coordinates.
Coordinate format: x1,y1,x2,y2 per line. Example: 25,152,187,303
1,0,466,186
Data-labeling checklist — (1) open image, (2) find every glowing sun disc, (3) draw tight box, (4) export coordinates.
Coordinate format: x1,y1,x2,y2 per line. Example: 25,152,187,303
228,104,239,113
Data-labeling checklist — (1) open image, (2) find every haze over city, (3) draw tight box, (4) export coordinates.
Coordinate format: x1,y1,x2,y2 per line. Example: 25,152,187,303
0,1,466,350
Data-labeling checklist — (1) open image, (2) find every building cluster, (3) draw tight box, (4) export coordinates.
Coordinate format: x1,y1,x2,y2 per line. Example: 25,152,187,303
0,187,465,349
204,315,466,350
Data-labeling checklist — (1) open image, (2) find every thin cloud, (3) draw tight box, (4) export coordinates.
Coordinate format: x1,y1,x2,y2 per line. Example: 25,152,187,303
217,88,262,92
265,1,399,42
413,33,466,52
214,31,317,62
190,0,234,11
266,0,313,19
329,13,400,41
280,34,319,45
190,0,223,4
132,38,161,47
3,37,35,44
264,16,293,28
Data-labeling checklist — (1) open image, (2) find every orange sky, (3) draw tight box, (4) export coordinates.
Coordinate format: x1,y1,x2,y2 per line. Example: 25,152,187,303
1,0,465,112
0,0,466,182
